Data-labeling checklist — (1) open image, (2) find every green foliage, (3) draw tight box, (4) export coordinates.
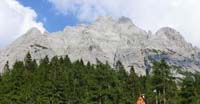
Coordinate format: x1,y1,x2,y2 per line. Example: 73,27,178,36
3,61,10,73
0,54,199,104
178,72,200,104
126,66,142,103
24,52,36,71
150,60,178,104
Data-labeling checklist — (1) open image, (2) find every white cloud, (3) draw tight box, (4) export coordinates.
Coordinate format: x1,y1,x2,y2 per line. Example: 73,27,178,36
0,0,45,47
49,0,200,47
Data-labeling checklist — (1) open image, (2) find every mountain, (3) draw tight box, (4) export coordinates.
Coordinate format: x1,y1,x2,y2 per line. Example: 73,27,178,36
0,16,200,75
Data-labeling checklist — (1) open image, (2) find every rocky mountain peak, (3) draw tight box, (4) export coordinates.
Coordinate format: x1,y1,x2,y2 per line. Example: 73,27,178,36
118,16,135,25
0,17,200,75
156,27,184,41
11,27,46,46
25,27,42,36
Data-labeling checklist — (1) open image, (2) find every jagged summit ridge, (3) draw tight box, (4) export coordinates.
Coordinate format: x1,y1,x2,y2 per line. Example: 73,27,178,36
0,16,200,75
118,16,135,26
156,27,185,42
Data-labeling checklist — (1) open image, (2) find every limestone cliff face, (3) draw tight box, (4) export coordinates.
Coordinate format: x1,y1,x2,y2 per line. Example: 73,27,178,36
0,16,199,75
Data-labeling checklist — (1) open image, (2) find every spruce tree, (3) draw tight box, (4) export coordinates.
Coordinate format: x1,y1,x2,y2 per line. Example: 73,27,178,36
3,61,10,73
179,72,195,104
115,60,124,70
127,66,141,103
24,52,34,71
151,59,176,104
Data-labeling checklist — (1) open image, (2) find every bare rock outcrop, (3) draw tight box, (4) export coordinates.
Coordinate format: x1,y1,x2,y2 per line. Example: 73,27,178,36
0,16,199,75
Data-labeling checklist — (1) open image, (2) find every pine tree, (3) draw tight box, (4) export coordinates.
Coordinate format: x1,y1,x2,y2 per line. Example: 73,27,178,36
3,61,10,73
40,55,49,65
151,59,176,104
115,60,124,70
179,72,195,104
193,72,200,103
127,66,141,103
24,52,34,71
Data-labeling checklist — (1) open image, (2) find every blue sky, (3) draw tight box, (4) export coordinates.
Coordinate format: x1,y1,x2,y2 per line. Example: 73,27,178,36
18,0,79,32
1,0,200,47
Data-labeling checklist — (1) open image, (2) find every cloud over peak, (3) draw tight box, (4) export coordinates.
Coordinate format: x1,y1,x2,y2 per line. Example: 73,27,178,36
49,0,200,47
0,0,45,47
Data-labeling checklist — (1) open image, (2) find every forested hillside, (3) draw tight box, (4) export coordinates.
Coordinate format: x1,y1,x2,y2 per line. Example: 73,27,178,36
0,52,200,104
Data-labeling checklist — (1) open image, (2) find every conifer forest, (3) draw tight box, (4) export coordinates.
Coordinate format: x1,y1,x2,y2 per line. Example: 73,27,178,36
0,52,200,104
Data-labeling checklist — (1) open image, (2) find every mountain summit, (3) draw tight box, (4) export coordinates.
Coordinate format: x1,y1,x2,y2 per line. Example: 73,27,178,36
0,16,199,75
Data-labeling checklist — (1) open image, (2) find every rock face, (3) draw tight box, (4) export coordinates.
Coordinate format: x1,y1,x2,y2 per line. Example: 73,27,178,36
0,16,200,75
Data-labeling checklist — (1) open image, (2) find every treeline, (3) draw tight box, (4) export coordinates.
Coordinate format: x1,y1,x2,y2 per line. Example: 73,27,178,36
0,52,200,104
